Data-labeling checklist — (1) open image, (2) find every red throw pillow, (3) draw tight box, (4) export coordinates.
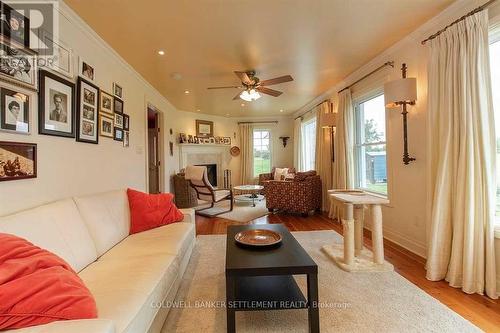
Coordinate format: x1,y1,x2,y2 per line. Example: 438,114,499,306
127,188,184,234
0,233,97,330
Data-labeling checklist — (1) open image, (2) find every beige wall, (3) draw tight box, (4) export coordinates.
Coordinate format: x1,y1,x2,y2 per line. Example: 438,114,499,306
0,2,294,216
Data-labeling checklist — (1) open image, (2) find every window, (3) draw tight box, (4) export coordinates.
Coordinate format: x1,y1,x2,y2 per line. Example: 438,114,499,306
354,94,387,195
489,39,500,220
253,129,271,177
301,117,317,171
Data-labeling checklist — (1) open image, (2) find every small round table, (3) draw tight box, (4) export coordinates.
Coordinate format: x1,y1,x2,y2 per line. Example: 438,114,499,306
233,185,264,207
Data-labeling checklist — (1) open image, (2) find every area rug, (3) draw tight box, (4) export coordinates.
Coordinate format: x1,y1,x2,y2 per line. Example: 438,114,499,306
195,199,268,222
162,231,480,333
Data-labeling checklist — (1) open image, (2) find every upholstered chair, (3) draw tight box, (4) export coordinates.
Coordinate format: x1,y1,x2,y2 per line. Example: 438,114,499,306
185,165,233,217
265,170,321,216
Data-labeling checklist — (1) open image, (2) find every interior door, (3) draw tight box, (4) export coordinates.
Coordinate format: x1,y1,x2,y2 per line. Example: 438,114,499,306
148,109,160,193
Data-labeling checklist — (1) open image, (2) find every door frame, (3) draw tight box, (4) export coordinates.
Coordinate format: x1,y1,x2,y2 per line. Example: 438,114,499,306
144,102,164,193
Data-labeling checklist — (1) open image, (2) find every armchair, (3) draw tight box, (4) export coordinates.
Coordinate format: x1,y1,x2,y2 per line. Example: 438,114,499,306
265,171,321,215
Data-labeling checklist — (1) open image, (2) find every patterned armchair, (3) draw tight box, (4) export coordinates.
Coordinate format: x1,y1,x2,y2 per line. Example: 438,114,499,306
265,171,321,215
259,167,296,194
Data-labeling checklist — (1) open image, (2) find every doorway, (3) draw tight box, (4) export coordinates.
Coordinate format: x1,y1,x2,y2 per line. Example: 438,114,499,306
147,106,161,193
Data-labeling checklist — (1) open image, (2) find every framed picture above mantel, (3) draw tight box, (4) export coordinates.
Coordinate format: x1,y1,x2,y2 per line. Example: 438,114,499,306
195,119,213,138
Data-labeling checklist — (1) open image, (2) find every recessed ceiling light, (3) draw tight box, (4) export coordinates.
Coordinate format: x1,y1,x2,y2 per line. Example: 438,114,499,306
226,113,230,116
184,90,190,94
158,50,165,55
280,109,284,113
241,103,245,107
196,109,200,112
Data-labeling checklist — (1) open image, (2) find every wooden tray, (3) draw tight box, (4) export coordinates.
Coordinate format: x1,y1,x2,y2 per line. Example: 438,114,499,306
234,229,282,247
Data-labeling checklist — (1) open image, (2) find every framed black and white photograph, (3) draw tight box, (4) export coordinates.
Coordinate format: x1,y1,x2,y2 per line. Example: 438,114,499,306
123,131,129,147
79,57,95,82
76,77,99,144
38,70,75,138
0,41,36,90
114,112,123,128
99,114,113,138
123,114,129,131
0,85,30,134
38,30,73,78
114,127,123,141
0,2,30,49
113,82,122,99
114,97,123,114
100,91,113,116
0,141,36,182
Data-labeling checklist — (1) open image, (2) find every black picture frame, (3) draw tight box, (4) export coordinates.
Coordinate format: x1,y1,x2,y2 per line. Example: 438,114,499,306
114,97,123,114
38,70,75,138
0,141,36,181
123,114,129,131
0,1,30,49
76,76,99,144
0,86,29,133
114,127,123,141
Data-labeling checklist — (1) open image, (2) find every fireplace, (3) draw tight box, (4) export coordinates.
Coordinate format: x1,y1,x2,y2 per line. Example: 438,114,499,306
195,164,217,187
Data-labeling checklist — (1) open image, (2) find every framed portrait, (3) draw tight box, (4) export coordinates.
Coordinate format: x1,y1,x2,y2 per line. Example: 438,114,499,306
114,112,123,129
123,131,129,147
38,70,75,138
114,97,123,114
38,30,73,78
99,114,113,138
187,135,193,143
0,2,30,49
179,133,187,143
76,77,99,144
123,114,129,131
0,41,37,90
0,85,30,134
113,82,122,99
79,57,95,82
114,127,123,141
222,137,231,145
196,119,213,138
99,91,113,115
0,141,36,181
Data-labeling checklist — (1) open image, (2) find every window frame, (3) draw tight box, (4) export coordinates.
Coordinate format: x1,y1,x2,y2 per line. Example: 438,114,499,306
252,128,273,178
353,92,388,197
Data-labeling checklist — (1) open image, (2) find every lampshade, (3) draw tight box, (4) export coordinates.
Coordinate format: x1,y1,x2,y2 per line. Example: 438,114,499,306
321,112,337,128
384,78,417,108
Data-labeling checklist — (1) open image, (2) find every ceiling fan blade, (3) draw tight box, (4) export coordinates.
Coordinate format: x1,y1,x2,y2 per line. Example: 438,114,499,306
256,86,283,97
234,71,252,85
232,91,243,100
259,75,294,86
207,85,242,90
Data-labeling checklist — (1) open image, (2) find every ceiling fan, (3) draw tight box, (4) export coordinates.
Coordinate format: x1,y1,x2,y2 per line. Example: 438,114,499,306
207,71,293,102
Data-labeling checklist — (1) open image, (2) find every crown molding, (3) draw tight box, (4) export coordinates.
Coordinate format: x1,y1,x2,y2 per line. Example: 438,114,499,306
293,0,489,118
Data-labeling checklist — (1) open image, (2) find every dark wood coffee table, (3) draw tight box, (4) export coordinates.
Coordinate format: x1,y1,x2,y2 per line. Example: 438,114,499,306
225,224,319,332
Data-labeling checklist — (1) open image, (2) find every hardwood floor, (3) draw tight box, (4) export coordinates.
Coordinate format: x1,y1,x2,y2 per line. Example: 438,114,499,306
195,212,500,332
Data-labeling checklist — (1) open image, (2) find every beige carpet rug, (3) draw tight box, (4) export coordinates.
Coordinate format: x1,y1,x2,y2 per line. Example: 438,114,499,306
196,199,268,222
162,231,480,333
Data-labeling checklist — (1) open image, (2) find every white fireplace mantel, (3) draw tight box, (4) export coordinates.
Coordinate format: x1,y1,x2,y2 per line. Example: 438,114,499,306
178,144,231,186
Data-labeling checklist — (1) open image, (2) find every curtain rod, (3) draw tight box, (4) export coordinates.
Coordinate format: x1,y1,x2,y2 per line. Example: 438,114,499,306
294,100,330,120
237,121,278,124
421,0,497,45
337,61,394,94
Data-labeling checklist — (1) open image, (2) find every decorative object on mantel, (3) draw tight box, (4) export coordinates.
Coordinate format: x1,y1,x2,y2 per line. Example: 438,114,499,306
179,133,187,143
196,119,213,137
230,146,240,157
384,63,417,165
0,141,36,181
222,137,231,145
320,112,337,162
278,136,290,148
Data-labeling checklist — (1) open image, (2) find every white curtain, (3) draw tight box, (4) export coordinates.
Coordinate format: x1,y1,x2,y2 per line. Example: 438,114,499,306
426,10,497,299
333,89,355,189
293,117,303,170
239,123,254,184
315,102,333,211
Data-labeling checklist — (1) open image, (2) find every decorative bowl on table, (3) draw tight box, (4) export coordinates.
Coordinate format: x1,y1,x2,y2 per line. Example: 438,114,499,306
234,229,282,247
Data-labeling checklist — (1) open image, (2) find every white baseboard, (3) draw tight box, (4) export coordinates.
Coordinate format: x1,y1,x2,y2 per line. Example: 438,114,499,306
363,225,427,259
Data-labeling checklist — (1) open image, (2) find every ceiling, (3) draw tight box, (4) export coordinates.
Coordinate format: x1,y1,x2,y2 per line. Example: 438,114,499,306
65,0,454,117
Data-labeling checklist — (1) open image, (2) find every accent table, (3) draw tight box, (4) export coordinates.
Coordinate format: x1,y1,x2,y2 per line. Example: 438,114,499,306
233,185,264,207
323,192,394,272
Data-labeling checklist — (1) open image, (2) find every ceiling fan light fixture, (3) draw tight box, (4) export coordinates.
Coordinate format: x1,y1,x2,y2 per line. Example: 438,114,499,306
239,89,261,102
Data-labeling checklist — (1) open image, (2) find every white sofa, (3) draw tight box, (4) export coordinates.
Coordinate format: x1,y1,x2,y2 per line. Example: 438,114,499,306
0,189,196,333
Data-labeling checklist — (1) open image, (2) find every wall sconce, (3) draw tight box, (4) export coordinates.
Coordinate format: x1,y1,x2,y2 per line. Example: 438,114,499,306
320,112,337,162
279,136,290,147
384,63,417,165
